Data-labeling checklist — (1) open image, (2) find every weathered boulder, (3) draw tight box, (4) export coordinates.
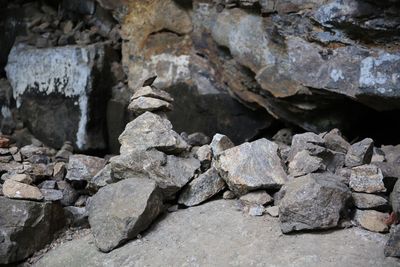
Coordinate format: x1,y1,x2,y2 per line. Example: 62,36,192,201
178,167,225,207
0,197,65,265
2,179,43,201
128,96,172,115
352,193,388,210
349,164,386,193
65,154,106,183
215,139,288,195
279,173,351,233
131,86,174,102
345,138,374,167
354,209,389,233
118,112,188,155
88,178,163,252
5,43,113,150
110,149,200,197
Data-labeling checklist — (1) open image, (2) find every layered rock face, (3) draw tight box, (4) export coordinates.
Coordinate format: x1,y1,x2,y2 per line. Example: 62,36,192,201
101,0,400,137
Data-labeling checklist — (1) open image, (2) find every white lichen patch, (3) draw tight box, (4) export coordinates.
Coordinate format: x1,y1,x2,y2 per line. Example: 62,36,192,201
330,69,344,82
359,52,400,88
5,43,104,149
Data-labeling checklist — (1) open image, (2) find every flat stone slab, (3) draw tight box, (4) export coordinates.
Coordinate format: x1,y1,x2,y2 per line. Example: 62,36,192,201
35,200,399,267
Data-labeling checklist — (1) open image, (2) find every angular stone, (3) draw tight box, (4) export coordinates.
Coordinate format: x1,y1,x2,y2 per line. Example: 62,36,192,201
349,165,386,193
322,129,350,154
39,180,56,189
223,190,236,199
345,138,374,167
87,164,113,193
40,189,63,201
371,147,385,163
118,112,188,155
385,224,400,258
272,128,293,145
53,161,66,180
5,43,113,150
288,150,324,177
279,173,351,233
2,179,43,201
352,193,388,210
9,173,32,184
110,150,200,198
239,191,273,206
210,134,234,156
131,86,174,102
65,154,106,182
266,206,279,217
19,145,53,159
381,145,400,164
215,139,288,195
128,96,172,115
354,210,389,233
57,181,79,206
178,167,225,207
288,132,326,162
390,179,400,216
88,178,163,252
187,132,210,146
248,205,264,217
0,197,65,265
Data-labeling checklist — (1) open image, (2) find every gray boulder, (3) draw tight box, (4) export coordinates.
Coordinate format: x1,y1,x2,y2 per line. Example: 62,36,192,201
131,86,174,102
322,129,350,154
288,132,326,162
210,134,234,156
288,150,324,177
128,96,172,115
279,173,351,233
385,224,400,258
178,167,225,207
345,138,374,167
5,43,113,150
88,178,163,252
118,112,188,155
66,154,106,183
215,139,288,195
0,197,65,265
110,149,200,198
64,206,89,228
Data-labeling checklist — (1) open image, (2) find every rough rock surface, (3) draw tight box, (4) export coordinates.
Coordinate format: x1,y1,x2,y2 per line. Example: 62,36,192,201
354,210,389,233
210,133,235,156
5,43,113,150
65,154,106,182
349,164,386,193
215,139,288,195
128,96,172,115
111,150,200,197
0,197,65,265
178,167,225,207
385,225,400,258
345,138,374,167
279,173,351,233
352,193,388,210
288,150,324,177
36,200,398,267
88,178,163,252
118,112,188,155
2,179,43,200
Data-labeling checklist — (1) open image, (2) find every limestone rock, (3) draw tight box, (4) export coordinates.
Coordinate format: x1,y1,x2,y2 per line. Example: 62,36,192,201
0,197,65,265
131,86,174,102
385,224,400,258
65,154,106,182
349,165,386,193
279,173,351,233
239,190,273,206
352,193,388,210
288,150,324,177
2,179,43,201
5,43,113,150
354,210,389,233
178,167,225,207
210,134,234,156
118,112,188,155
110,150,200,197
345,138,374,167
128,96,172,115
215,139,288,195
88,178,163,252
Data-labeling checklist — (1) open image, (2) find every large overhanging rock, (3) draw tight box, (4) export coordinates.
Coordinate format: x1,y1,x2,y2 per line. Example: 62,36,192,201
215,138,288,195
5,42,114,150
0,197,66,265
109,0,400,134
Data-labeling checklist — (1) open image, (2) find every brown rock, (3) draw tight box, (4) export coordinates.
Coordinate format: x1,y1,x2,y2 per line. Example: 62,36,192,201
3,179,43,201
9,174,33,184
349,165,386,193
354,210,389,233
240,190,273,205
